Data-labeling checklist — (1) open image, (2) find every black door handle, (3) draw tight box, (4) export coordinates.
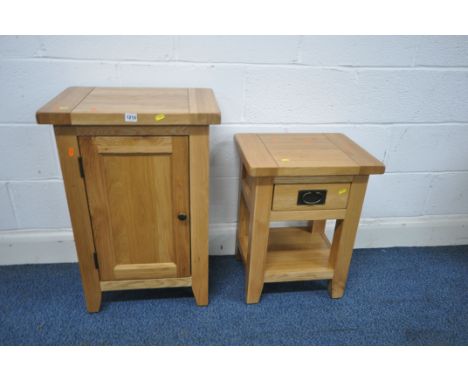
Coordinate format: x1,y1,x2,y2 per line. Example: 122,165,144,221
177,213,188,221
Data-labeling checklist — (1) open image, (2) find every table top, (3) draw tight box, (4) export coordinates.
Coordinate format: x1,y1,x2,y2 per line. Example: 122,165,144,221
235,133,385,177
36,87,221,126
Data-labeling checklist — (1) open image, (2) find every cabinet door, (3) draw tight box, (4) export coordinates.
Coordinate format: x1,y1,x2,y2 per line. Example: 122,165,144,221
79,136,190,281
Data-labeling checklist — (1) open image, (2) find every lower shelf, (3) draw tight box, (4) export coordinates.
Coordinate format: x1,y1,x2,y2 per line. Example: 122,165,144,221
264,227,334,283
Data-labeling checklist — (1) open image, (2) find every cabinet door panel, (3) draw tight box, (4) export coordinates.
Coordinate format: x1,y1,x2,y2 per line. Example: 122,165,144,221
79,136,190,281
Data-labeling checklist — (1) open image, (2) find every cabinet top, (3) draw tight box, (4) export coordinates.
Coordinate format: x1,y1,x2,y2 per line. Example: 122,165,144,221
235,133,385,177
36,87,221,126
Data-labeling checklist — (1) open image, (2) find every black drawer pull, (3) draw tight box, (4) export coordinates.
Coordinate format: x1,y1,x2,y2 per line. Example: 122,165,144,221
297,190,327,205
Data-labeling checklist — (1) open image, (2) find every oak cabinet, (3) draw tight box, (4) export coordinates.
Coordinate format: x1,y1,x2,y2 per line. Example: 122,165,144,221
37,87,220,312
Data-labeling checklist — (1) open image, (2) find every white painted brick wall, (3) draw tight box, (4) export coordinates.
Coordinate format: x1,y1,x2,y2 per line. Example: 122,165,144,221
0,183,16,229
1,35,468,261
299,36,419,66
8,181,71,229
0,125,59,179
176,36,301,63
244,67,468,123
385,124,468,172
0,36,175,61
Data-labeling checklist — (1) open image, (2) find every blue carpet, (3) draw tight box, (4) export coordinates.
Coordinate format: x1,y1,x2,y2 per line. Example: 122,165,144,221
0,246,467,345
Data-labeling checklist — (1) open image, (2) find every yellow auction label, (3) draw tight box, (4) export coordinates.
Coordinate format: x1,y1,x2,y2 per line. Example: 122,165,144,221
338,188,348,195
154,113,166,122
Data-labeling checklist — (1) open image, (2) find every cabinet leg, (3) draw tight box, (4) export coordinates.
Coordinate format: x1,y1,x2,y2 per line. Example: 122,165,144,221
192,276,209,306
328,176,368,299
82,276,102,313
190,128,209,306
235,247,242,261
55,133,103,313
245,177,273,304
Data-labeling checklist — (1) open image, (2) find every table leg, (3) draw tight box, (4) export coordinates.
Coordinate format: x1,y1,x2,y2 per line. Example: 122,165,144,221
245,177,273,304
309,220,326,234
236,164,249,262
236,191,249,262
328,176,369,298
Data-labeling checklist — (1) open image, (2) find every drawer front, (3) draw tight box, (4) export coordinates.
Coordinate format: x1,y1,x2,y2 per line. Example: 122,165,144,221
272,183,350,211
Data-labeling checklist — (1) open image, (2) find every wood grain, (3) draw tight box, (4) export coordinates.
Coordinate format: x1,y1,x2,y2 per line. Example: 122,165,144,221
326,134,385,175
93,136,172,154
79,136,190,281
37,87,221,126
188,88,222,125
245,177,274,304
235,134,277,176
54,125,195,136
241,177,252,212
114,263,177,279
236,164,250,262
236,133,384,176
171,137,191,277
235,133,382,304
270,209,346,221
310,220,326,234
54,132,101,312
101,277,192,292
43,87,219,310
328,175,369,298
36,87,94,125
264,227,333,283
189,127,210,306
272,183,350,211
274,176,353,184
236,195,250,264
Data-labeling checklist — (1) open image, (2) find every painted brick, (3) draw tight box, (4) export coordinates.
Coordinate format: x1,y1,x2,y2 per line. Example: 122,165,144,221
386,124,468,172
8,181,71,229
362,173,433,218
300,36,468,67
415,36,468,66
425,173,468,215
0,183,16,229
210,177,239,224
0,125,59,180
0,36,44,58
245,67,355,123
0,60,119,123
0,36,174,61
117,63,244,123
41,36,174,61
300,36,418,66
244,67,468,123
1,36,468,240
177,36,300,63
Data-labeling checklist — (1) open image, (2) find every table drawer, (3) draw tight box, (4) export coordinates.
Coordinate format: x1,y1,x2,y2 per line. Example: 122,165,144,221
272,183,350,211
